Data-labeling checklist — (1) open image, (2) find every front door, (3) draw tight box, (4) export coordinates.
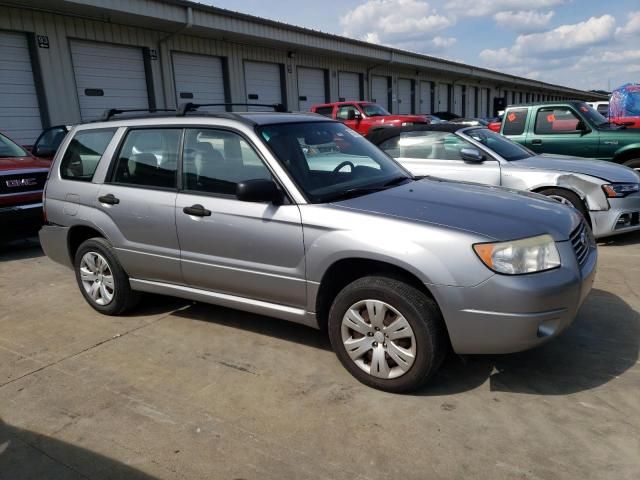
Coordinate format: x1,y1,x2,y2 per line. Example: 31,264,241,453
175,127,306,309
525,106,599,157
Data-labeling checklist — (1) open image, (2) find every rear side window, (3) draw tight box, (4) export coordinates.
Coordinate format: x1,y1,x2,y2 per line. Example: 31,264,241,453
60,129,116,181
111,129,181,189
314,106,334,117
502,108,527,135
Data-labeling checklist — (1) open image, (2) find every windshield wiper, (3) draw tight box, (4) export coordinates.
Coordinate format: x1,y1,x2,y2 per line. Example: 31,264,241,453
323,186,385,202
382,176,412,187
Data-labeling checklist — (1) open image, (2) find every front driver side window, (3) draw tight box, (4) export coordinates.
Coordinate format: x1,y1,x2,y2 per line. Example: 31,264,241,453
336,105,358,120
182,129,272,196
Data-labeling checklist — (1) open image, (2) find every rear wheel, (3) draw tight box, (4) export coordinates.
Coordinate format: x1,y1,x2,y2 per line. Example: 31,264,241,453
328,276,446,393
74,237,139,315
539,188,590,226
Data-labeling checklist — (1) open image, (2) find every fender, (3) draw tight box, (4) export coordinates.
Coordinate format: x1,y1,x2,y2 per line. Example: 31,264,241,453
613,144,640,163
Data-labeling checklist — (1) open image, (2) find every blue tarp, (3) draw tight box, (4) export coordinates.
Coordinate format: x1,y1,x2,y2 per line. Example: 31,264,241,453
609,83,640,117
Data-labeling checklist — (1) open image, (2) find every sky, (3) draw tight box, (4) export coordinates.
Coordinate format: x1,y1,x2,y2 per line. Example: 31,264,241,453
203,0,640,92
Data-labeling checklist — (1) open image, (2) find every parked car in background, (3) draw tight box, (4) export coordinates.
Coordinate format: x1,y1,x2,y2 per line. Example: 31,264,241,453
40,109,595,393
0,131,50,239
449,118,489,127
586,101,609,118
608,84,640,128
369,124,640,238
31,125,71,159
487,115,502,132
432,111,460,121
499,101,640,170
424,114,447,124
310,101,429,135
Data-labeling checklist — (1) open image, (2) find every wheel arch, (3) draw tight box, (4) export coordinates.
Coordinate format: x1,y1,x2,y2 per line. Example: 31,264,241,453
67,224,107,264
613,146,640,165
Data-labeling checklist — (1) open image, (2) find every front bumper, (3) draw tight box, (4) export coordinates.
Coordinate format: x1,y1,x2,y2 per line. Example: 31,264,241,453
590,193,640,238
0,202,44,239
430,240,597,354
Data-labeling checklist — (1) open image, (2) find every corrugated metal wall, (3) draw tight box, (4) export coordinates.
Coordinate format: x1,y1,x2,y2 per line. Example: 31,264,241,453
0,3,578,139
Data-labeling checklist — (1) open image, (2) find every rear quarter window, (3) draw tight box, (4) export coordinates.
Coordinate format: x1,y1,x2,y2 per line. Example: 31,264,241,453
60,129,117,181
314,106,334,117
502,108,528,135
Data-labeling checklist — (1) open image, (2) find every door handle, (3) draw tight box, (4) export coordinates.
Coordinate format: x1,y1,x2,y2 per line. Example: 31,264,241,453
531,139,543,145
98,194,120,205
183,204,211,217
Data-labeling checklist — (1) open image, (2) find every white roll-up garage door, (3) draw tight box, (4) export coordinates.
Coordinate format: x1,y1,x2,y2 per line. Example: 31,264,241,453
70,40,149,121
338,72,360,102
436,83,449,112
371,75,389,111
466,86,476,117
0,31,42,144
419,81,432,114
453,85,464,116
479,88,489,117
297,67,326,111
172,52,225,111
244,61,283,111
397,78,412,114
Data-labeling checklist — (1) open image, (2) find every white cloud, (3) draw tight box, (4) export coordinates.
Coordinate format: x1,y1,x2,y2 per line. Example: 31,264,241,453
445,0,566,17
480,14,616,64
340,0,454,51
493,10,555,32
615,11,640,37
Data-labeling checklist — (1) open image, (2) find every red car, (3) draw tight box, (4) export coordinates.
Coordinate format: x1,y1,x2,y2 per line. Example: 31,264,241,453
310,101,429,135
0,131,51,239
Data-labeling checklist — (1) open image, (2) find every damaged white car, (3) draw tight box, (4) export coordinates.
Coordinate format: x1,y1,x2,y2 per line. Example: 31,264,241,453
369,124,640,238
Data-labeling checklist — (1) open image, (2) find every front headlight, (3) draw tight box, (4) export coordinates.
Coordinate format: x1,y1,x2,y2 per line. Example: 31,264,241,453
473,234,561,275
602,183,640,198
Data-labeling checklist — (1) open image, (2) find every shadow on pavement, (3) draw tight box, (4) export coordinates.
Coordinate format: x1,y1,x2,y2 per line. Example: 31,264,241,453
419,288,639,396
0,420,157,480
0,236,43,262
598,229,640,247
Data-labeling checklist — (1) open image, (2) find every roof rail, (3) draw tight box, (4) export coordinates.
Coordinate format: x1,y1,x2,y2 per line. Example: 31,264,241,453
99,108,175,121
177,102,287,116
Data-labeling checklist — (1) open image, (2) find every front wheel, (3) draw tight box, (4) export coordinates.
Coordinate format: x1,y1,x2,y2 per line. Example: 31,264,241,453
623,158,640,172
539,188,591,226
328,276,447,393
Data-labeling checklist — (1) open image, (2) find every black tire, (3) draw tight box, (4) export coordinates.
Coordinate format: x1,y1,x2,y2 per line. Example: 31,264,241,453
623,158,640,171
539,188,591,226
74,237,139,315
328,276,447,393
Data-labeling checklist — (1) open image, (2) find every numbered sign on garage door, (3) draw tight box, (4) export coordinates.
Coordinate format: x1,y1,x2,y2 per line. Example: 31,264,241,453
297,67,326,111
397,78,412,114
0,31,42,144
338,72,361,102
371,75,390,112
244,61,283,111
70,40,149,121
172,52,226,111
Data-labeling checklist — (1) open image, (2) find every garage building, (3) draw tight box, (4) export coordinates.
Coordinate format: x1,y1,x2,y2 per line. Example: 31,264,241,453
0,0,606,143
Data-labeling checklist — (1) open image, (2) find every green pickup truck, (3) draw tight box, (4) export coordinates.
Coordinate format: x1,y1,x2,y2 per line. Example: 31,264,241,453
499,100,640,170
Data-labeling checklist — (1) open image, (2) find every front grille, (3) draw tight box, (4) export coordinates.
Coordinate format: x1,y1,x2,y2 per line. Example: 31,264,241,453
0,171,48,195
570,221,591,266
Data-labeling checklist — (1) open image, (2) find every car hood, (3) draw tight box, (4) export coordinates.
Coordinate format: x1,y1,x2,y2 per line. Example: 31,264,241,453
0,155,50,172
370,115,429,124
332,178,580,242
515,154,640,183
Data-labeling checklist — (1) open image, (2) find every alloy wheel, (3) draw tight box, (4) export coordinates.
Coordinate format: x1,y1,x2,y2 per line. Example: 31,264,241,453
79,251,115,306
341,299,416,379
547,194,574,208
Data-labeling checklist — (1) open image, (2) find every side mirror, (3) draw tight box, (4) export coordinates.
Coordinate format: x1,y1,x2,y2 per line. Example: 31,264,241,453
33,146,56,158
236,179,282,204
576,120,590,135
460,148,485,163
346,110,361,121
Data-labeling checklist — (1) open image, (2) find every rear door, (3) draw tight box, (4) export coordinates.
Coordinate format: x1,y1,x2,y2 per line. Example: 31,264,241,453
377,131,500,185
175,127,306,308
525,106,599,157
99,127,182,284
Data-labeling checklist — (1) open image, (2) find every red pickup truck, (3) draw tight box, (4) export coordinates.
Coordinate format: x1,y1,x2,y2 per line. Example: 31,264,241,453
0,131,50,239
310,101,429,135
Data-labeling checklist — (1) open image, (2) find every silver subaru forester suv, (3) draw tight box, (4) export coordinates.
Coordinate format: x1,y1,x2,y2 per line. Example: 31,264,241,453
40,109,597,392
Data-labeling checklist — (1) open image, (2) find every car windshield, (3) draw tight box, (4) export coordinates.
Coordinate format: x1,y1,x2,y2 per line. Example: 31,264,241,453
259,121,411,203
0,133,28,158
361,104,390,117
577,102,608,126
464,128,533,161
